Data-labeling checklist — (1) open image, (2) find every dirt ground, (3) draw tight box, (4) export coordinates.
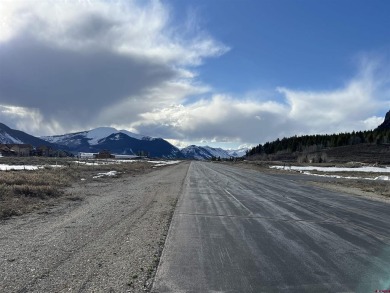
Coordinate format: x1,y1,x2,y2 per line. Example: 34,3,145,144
230,161,390,203
0,161,190,293
1,158,388,292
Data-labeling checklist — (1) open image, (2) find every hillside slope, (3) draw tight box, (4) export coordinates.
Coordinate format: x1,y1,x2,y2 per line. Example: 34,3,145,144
376,110,390,131
0,123,59,148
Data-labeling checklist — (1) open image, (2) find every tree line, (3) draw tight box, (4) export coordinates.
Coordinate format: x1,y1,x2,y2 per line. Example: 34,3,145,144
246,128,390,157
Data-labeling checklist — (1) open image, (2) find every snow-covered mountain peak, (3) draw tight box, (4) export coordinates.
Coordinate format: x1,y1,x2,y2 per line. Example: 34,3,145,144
119,129,146,140
86,127,154,142
86,127,118,145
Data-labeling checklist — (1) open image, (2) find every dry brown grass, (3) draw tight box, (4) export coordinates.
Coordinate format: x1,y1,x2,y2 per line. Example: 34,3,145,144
0,168,75,218
230,161,390,199
318,177,390,198
0,158,156,219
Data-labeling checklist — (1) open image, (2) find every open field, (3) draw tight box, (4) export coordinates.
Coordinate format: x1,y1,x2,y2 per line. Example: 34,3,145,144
0,157,175,219
232,160,390,200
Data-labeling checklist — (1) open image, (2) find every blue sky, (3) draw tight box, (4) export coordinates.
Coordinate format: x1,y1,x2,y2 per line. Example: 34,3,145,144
172,0,390,93
0,0,389,149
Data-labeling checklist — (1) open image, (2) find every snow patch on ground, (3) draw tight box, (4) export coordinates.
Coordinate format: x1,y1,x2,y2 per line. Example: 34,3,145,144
78,153,140,160
0,164,62,171
93,171,119,179
73,159,142,166
148,160,181,167
73,160,116,166
270,165,390,173
270,165,390,181
0,159,180,171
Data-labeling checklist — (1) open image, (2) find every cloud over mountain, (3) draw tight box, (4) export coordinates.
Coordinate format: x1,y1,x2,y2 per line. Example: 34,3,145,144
134,58,390,145
0,1,389,148
0,0,226,135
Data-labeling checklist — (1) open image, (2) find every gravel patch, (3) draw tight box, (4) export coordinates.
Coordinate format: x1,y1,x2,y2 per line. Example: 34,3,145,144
0,162,189,292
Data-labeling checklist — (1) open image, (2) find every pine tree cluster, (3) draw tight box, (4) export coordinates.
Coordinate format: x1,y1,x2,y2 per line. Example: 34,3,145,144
246,129,390,157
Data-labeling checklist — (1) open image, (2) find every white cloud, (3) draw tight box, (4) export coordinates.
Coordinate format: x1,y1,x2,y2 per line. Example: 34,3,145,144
0,1,388,148
133,58,390,145
362,116,385,129
0,0,227,64
0,105,64,135
0,0,226,135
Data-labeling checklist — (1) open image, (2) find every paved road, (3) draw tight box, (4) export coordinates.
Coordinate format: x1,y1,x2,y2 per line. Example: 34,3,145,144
153,162,390,293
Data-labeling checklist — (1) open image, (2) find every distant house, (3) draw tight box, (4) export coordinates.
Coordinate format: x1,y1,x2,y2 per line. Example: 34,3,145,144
36,146,48,156
0,144,32,156
94,150,114,159
78,152,97,159
36,145,55,157
114,154,141,160
10,144,33,156
0,145,16,156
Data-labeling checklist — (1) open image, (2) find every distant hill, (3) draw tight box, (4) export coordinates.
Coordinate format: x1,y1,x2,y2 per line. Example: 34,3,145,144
247,110,390,163
376,110,390,131
0,123,59,148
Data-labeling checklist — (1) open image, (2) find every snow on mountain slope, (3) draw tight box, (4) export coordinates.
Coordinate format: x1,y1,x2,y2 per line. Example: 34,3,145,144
0,132,23,144
41,128,117,146
0,122,56,147
41,131,87,147
86,127,118,145
42,127,153,147
119,129,147,140
227,148,248,158
181,145,248,160
181,145,232,160
181,145,212,160
202,146,232,159
41,127,182,158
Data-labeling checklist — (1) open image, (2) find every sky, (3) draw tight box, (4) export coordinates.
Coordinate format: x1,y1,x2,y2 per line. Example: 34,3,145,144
0,0,390,150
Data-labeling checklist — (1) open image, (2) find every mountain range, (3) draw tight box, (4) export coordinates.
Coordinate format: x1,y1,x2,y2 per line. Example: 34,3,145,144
0,123,246,159
181,145,247,160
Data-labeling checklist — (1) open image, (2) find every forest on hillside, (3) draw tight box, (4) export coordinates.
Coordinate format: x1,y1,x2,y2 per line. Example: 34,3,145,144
247,129,390,158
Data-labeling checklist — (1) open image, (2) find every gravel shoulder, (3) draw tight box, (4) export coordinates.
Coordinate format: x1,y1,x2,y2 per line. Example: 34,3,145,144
0,161,190,293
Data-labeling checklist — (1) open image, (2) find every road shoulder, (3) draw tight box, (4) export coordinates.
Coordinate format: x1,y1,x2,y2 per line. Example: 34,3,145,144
0,162,190,293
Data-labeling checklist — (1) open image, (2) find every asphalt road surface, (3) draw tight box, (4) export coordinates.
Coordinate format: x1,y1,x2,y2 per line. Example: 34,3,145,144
153,162,390,293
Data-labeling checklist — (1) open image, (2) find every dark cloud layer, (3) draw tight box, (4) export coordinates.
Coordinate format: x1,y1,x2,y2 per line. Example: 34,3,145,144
0,35,175,125
0,1,388,148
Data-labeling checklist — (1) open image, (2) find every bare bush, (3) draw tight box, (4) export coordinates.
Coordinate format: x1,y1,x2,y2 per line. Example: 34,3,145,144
297,152,328,164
